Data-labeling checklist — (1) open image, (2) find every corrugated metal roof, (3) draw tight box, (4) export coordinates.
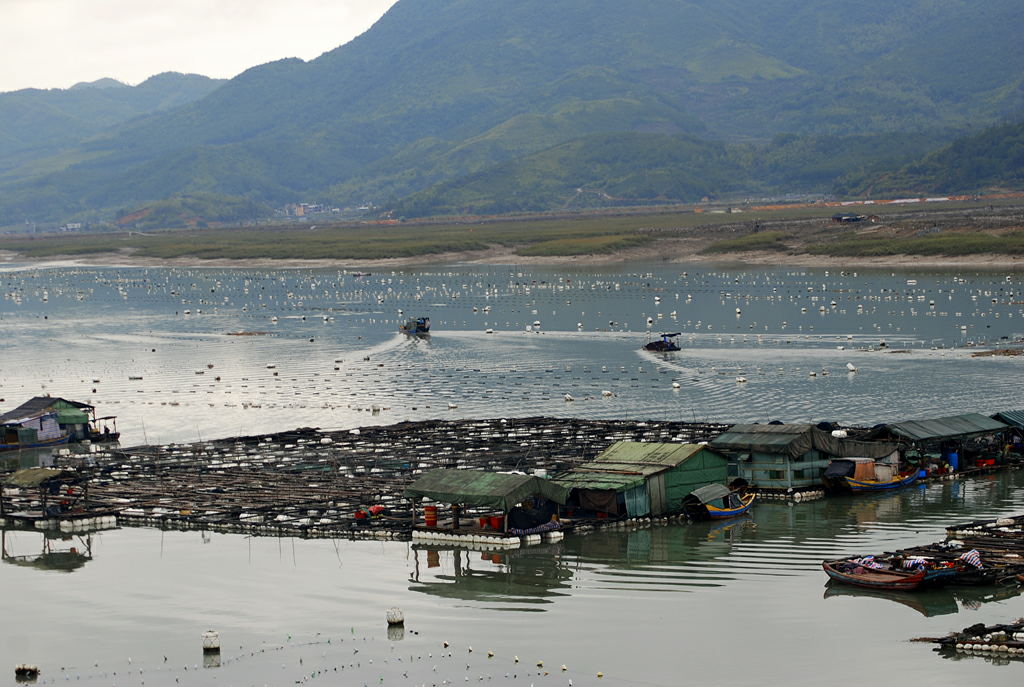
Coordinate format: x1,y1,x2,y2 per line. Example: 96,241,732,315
882,413,1008,442
993,410,1024,430
553,442,720,491
0,397,92,425
403,469,568,510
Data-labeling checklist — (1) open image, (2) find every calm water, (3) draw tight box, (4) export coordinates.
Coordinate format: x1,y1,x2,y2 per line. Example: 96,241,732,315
2,473,1024,686
2,260,1024,685
1,262,1022,445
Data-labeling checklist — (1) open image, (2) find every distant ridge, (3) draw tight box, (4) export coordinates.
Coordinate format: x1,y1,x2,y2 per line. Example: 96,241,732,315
1,0,1022,226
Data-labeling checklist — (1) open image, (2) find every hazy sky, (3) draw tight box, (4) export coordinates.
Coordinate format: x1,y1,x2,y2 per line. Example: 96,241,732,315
0,0,398,93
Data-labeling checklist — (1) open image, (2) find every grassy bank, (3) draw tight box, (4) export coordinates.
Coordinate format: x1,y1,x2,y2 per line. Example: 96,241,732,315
2,200,1021,262
806,231,1024,257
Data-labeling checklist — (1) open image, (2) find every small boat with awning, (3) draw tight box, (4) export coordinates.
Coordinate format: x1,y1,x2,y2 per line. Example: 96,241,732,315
683,484,756,520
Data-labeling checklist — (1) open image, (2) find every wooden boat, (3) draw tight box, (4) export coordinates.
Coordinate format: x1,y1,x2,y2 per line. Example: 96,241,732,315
822,560,928,591
845,471,919,492
643,333,681,352
706,493,756,518
683,484,756,520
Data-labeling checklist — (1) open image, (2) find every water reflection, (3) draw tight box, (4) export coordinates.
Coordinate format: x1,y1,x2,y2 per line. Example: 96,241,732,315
406,471,1024,609
823,582,1024,617
409,543,573,608
0,529,94,572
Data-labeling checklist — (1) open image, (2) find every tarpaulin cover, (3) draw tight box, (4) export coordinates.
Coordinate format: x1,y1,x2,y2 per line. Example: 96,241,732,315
404,469,569,511
3,468,81,488
993,410,1024,430
711,424,897,459
871,413,1009,442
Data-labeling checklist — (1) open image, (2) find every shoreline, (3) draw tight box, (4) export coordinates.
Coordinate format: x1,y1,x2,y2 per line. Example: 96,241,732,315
3,243,1024,270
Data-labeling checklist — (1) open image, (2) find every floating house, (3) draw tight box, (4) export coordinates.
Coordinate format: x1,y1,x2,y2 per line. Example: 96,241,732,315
404,469,569,537
552,442,729,517
0,397,95,450
992,410,1024,451
866,413,1010,469
710,423,898,489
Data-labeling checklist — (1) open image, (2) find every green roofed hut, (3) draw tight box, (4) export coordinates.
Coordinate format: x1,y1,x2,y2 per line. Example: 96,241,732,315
404,469,569,544
866,413,1010,470
552,442,729,518
0,397,98,450
710,423,898,490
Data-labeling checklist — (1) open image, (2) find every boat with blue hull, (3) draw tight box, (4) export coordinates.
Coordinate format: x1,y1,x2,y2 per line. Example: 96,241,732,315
683,484,756,520
400,317,431,335
845,471,919,492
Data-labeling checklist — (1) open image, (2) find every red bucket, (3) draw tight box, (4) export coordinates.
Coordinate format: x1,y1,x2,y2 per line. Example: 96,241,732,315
489,515,504,531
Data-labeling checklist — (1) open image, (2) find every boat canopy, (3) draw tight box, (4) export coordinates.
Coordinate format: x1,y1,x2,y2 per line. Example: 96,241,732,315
992,410,1024,430
405,469,569,511
685,483,731,505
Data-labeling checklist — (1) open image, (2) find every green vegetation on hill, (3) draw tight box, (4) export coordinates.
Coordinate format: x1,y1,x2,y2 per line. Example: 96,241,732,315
839,119,1024,196
0,73,224,161
1,0,1022,225
390,131,945,218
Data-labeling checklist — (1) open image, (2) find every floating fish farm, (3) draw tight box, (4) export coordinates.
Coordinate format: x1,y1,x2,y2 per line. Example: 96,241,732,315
18,417,731,539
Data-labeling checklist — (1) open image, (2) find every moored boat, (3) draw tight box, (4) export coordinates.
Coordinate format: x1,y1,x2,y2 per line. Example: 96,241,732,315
822,559,928,591
683,484,756,520
845,471,919,492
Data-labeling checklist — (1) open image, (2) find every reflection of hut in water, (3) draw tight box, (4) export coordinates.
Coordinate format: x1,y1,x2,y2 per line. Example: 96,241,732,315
409,543,573,606
553,442,729,518
710,424,897,490
1,529,94,572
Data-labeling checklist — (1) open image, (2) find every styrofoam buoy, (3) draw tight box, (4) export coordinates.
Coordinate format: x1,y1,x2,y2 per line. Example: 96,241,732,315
202,630,220,653
386,608,404,626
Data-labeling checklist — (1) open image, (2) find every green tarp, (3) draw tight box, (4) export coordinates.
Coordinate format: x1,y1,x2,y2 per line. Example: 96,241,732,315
404,469,569,511
873,413,1009,442
3,467,81,488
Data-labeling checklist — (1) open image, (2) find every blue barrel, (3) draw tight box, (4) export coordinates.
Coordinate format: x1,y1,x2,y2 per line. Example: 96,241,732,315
948,452,959,471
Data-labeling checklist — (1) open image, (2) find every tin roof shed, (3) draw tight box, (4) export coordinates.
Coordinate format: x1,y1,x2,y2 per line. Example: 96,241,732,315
870,413,1008,442
553,442,729,517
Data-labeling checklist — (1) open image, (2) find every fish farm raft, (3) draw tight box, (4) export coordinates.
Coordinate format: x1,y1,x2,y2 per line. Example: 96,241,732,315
1,417,730,538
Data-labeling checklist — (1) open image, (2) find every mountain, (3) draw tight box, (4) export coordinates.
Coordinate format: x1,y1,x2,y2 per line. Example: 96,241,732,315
0,72,225,161
2,0,1022,226
392,131,943,217
836,119,1024,197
